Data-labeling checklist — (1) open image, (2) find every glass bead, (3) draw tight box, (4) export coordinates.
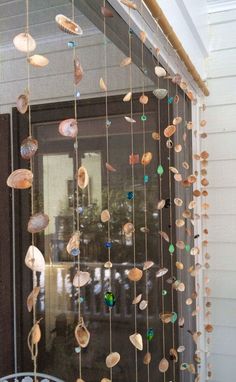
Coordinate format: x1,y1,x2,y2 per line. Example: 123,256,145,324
75,346,81,353
157,164,164,176
68,41,78,48
180,363,189,370
104,291,116,307
141,114,147,121
71,248,80,257
185,244,191,252
162,290,167,296
105,241,112,248
171,311,177,323
76,90,80,98
168,96,174,104
147,328,154,341
76,207,83,214
79,296,84,303
169,243,175,253
127,191,134,200
129,28,134,35
106,120,111,127
144,175,149,183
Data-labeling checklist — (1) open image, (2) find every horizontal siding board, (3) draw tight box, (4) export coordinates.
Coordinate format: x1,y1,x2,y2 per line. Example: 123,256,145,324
209,20,236,50
211,353,236,381
205,132,236,160
208,8,236,24
209,188,236,215
208,214,236,242
207,48,236,78
208,160,236,187
211,297,236,327
205,104,236,133
211,326,236,355
209,269,236,299
206,77,236,106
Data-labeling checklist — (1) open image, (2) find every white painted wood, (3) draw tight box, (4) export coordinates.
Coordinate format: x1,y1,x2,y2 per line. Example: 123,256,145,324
208,215,236,242
208,0,236,13
205,104,236,133
206,77,236,106
207,48,236,78
208,20,236,50
209,269,236,299
209,7,236,23
207,160,236,187
211,297,236,326
211,325,236,355
209,187,236,215
205,132,236,160
211,353,236,382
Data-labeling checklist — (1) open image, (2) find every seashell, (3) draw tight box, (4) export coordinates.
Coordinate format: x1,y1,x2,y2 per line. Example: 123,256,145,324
120,56,132,67
129,154,139,164
143,352,151,365
139,300,148,310
183,132,187,142
28,54,49,67
188,174,197,184
75,317,90,348
176,219,185,228
55,14,83,35
59,118,78,138
200,150,209,159
186,298,193,305
25,245,45,273
132,294,142,304
177,345,185,353
176,240,185,250
193,189,201,197
158,231,169,242
157,199,165,210
173,116,182,125
169,348,178,362
178,316,185,327
169,166,179,174
20,136,38,160
27,286,40,312
153,88,168,100
164,124,176,138
143,261,154,270
141,152,152,165
182,179,191,188
205,324,213,333
13,33,36,53
120,0,137,10
139,94,149,105
187,121,193,130
200,119,207,127
152,131,160,140
77,166,89,189
101,209,110,223
74,58,84,85
123,91,132,102
27,212,49,233
125,116,136,123
123,222,134,235
129,333,143,351
100,77,107,92
106,162,117,172
159,358,169,373
156,268,168,278
201,178,209,186
73,271,91,288
182,161,189,170
174,95,179,103
106,352,120,368
128,267,143,282
180,81,188,90
104,261,113,268
200,132,208,139
7,169,33,189
172,73,182,84
17,93,29,114
174,173,182,182
101,6,114,17
174,198,183,207
140,31,147,43
101,379,111,382
182,209,191,219
166,139,173,149
76,379,85,382
67,231,80,255
175,144,182,153
154,66,166,77
176,261,184,270
28,320,41,349
177,283,185,292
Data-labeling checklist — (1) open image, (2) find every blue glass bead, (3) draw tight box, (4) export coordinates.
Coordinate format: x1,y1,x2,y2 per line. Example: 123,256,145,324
147,328,154,341
105,241,112,248
127,191,134,200
144,175,149,183
75,346,81,353
68,41,78,48
141,114,147,121
168,96,174,104
104,291,116,307
71,248,80,257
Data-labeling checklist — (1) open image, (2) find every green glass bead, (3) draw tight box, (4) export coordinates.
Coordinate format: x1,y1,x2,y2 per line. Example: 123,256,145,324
169,243,175,253
104,291,116,308
146,328,154,341
157,164,164,176
185,244,191,252
171,311,177,323
180,363,189,370
162,290,167,296
141,114,147,121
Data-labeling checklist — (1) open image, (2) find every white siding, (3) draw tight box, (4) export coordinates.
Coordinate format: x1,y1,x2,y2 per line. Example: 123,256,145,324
206,5,236,382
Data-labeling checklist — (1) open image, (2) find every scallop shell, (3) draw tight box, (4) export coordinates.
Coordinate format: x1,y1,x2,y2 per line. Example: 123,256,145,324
17,93,29,114
28,54,49,67
173,116,182,125
128,267,143,282
154,66,166,77
143,261,154,270
59,118,78,138
77,166,89,189
55,14,83,35
129,333,143,351
74,58,84,85
175,144,182,153
101,6,114,17
27,286,40,312
143,352,151,365
104,261,113,268
27,212,49,233
132,294,142,304
101,209,110,223
164,124,176,138
176,219,185,228
7,169,33,189
159,358,169,373
20,136,38,160
120,56,132,67
13,32,36,53
139,300,148,310
174,198,183,207
152,131,160,140
106,162,117,172
67,231,80,254
120,0,137,10
139,94,149,105
73,271,91,288
25,245,45,273
123,91,132,102
123,222,134,235
75,317,90,348
100,77,107,91
106,352,120,368
141,152,152,165
153,88,168,100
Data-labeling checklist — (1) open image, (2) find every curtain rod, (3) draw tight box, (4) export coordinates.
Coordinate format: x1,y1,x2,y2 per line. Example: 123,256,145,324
143,0,209,96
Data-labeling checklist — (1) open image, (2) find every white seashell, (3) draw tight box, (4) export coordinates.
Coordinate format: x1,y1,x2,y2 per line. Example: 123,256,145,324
55,14,83,35
13,32,36,53
139,300,148,310
143,261,154,270
123,91,132,102
104,261,112,268
153,88,168,100
105,352,120,368
73,271,91,288
132,294,142,304
125,116,136,123
156,267,168,278
25,245,45,273
28,54,49,67
154,66,166,77
129,333,143,351
100,77,107,91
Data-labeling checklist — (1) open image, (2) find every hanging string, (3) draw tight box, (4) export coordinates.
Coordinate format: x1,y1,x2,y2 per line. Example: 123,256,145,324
103,1,113,381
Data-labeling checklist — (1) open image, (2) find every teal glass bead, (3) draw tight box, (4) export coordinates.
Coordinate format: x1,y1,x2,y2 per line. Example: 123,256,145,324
171,311,177,323
180,363,189,370
127,191,134,200
75,346,81,353
147,328,154,341
141,114,147,121
157,164,164,176
162,289,167,296
104,291,116,307
168,96,174,104
185,244,191,252
144,175,149,183
68,41,78,48
79,296,84,303
169,243,175,253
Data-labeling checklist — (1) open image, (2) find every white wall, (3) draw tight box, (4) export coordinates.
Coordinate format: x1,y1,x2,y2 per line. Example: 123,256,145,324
205,6,236,382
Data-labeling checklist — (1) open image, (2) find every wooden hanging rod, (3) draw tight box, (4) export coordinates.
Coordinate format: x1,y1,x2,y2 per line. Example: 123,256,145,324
143,0,209,96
